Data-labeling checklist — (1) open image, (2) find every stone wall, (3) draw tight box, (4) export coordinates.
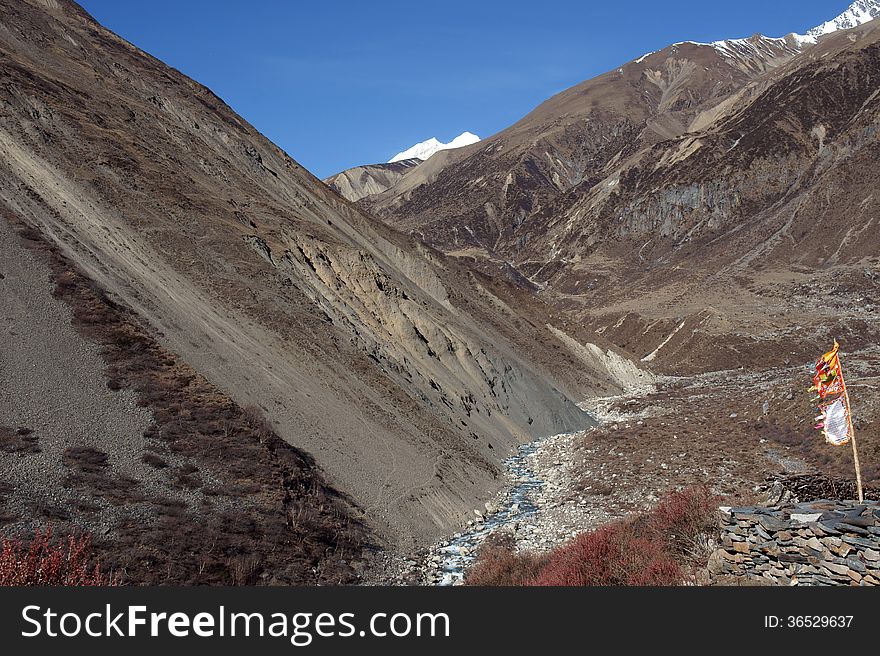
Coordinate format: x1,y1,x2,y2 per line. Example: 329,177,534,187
709,500,880,585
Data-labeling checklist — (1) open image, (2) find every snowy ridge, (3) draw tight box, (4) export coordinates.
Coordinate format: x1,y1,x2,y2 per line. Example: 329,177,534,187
804,0,880,41
634,0,880,64
389,131,480,163
709,35,800,62
713,0,880,52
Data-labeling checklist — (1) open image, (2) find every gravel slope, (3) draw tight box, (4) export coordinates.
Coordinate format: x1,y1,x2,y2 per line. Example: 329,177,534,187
0,216,153,531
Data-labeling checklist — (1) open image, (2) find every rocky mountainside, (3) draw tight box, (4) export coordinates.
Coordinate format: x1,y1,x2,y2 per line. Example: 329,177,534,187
0,0,625,549
362,2,880,375
325,132,482,203
363,34,806,243
325,158,421,202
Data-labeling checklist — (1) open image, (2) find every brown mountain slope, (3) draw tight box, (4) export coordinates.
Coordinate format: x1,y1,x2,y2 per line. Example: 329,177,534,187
364,35,802,253
1,215,366,584
324,158,421,202
0,0,610,547
511,20,880,372
365,16,880,376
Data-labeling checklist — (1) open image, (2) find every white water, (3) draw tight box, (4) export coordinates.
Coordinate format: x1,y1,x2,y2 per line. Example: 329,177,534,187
434,433,567,585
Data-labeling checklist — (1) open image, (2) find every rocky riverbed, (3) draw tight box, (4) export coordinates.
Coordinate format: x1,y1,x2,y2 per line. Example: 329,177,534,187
361,359,879,585
415,391,661,585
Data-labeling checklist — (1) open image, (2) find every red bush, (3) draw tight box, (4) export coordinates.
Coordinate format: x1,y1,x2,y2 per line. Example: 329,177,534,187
649,485,716,556
530,523,682,586
466,486,716,586
0,528,117,586
465,533,548,585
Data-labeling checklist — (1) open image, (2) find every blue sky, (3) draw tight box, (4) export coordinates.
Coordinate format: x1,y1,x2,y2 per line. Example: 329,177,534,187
78,0,851,178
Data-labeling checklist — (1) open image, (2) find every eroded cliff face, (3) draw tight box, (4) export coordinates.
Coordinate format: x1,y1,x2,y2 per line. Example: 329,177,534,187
0,0,605,546
324,159,421,202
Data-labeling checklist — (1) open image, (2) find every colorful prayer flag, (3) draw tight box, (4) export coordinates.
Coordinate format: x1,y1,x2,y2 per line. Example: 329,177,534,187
810,340,843,399
817,397,850,445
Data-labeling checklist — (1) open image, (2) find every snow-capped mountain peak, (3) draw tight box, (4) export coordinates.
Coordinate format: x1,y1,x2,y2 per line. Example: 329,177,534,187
654,1,880,62
804,0,880,40
389,131,480,163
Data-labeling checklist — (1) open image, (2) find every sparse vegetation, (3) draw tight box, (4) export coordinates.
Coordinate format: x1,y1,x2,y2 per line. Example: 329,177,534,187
0,426,40,454
466,486,716,586
0,527,116,586
7,219,367,585
142,452,169,469
463,532,549,586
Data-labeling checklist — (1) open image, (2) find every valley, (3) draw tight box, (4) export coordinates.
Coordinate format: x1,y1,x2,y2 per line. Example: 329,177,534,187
2,0,879,586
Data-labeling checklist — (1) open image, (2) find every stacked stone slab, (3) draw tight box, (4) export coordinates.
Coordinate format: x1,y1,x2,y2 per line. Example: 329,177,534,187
710,500,880,585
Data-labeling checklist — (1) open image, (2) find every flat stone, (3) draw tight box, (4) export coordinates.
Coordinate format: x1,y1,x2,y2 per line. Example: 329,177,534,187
805,500,844,510
822,561,851,576
817,522,842,535
759,541,780,556
757,516,790,532
862,548,879,561
754,525,772,540
842,535,877,549
779,553,810,564
791,513,822,524
834,523,870,535
845,558,866,573
839,516,875,528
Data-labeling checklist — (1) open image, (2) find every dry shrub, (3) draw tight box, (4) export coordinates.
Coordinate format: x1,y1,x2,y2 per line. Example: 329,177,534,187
0,527,116,586
466,486,717,587
142,452,168,469
648,484,716,559
531,523,682,586
63,446,109,471
5,215,367,584
465,532,548,586
0,426,40,454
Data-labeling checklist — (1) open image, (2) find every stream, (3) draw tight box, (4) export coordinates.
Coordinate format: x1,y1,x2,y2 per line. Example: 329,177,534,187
433,434,558,586
428,388,650,584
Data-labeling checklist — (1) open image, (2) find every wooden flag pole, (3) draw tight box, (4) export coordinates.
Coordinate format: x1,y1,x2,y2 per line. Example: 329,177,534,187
837,355,864,503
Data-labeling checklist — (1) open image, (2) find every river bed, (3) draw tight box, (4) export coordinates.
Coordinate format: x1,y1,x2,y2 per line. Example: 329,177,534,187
431,433,564,585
